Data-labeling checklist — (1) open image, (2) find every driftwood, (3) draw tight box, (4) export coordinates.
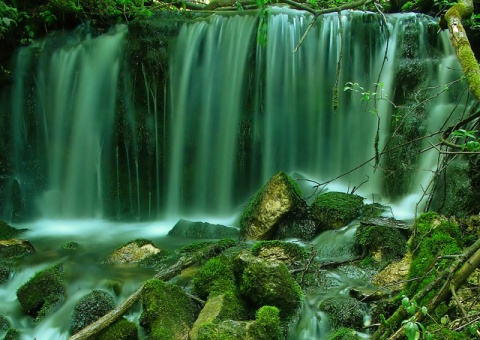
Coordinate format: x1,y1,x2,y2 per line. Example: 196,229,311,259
69,240,235,340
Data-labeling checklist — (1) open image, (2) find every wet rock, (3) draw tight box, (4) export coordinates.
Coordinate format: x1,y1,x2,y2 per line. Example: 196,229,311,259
70,290,115,334
168,219,239,239
276,218,318,240
310,192,364,230
0,239,35,259
250,240,308,267
236,250,303,320
319,296,367,330
107,239,160,264
371,251,412,296
0,220,26,240
16,263,65,322
0,265,11,284
190,294,231,340
240,172,307,240
140,279,200,339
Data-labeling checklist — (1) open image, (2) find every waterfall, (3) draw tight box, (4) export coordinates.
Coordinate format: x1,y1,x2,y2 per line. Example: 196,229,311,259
1,9,468,221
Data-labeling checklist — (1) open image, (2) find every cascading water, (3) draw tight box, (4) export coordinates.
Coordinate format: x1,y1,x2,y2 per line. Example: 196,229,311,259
0,7,473,340
1,9,469,221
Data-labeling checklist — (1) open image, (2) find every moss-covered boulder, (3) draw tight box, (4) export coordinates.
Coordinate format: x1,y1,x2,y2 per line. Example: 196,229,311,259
310,192,364,230
95,318,139,340
196,306,282,340
0,315,10,335
3,328,21,340
354,223,408,264
0,239,35,259
319,296,367,330
0,220,25,239
169,219,239,239
189,292,250,340
240,172,307,240
70,290,115,335
236,251,303,320
192,256,237,299
16,263,65,321
250,240,308,266
0,264,11,284
140,279,200,339
328,327,362,339
107,239,160,264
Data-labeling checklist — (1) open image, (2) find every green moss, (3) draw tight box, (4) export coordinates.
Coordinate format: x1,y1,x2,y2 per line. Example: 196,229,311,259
138,249,172,269
180,239,237,259
0,220,24,239
95,318,139,340
62,241,79,250
240,259,303,320
320,297,366,330
3,328,20,340
0,315,10,333
250,240,308,261
140,279,199,340
192,256,237,299
104,280,123,296
354,225,407,262
406,213,462,298
310,192,364,229
248,306,282,340
70,290,115,334
0,265,11,284
197,321,248,340
328,327,361,339
16,263,65,321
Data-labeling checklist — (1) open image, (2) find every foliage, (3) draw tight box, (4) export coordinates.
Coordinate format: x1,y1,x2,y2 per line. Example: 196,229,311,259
0,1,21,39
451,129,480,152
328,327,361,339
400,296,432,340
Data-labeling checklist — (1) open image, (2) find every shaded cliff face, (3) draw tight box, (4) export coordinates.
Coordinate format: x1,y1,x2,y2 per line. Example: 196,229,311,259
0,9,469,221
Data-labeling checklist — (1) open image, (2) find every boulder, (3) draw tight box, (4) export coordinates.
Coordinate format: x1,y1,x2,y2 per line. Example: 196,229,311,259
168,219,239,239
310,192,364,230
70,290,115,334
16,263,65,321
319,296,367,330
236,251,303,320
107,239,160,264
0,239,35,259
0,265,11,284
140,279,200,339
240,172,307,240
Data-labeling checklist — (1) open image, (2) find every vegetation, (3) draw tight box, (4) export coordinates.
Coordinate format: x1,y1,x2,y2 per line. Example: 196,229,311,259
70,290,116,334
16,263,65,322
310,192,364,229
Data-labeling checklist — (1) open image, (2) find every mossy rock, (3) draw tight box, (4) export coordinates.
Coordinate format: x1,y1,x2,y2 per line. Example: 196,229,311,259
62,241,79,250
405,212,463,299
196,306,282,340
168,219,239,239
310,192,364,230
328,326,361,339
95,318,139,340
250,240,308,265
189,292,250,340
0,315,10,334
107,239,161,264
354,224,407,263
140,279,200,339
0,239,35,259
238,254,303,321
192,256,237,300
0,220,25,239
0,264,11,284
3,328,21,340
240,171,307,240
70,290,115,334
16,263,65,321
319,297,366,330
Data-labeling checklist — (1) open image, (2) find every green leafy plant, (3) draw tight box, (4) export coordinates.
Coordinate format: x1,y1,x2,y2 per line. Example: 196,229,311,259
401,296,432,340
452,129,480,152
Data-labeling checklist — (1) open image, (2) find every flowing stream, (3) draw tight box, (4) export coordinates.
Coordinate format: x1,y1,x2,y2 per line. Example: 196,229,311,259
0,7,472,339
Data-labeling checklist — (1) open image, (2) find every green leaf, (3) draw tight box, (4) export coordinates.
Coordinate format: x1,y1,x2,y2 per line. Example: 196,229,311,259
405,321,420,340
